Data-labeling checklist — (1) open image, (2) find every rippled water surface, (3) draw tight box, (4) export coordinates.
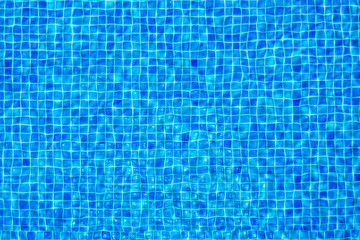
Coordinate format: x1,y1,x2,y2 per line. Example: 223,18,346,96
1,0,360,239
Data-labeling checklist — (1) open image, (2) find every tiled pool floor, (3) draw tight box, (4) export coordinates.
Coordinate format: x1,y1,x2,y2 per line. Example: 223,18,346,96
1,0,360,239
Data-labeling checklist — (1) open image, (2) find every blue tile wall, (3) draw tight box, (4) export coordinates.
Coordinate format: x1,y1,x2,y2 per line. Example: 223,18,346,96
1,0,360,239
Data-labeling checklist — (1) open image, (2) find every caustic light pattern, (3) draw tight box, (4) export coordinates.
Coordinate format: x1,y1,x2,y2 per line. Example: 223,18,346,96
1,0,360,239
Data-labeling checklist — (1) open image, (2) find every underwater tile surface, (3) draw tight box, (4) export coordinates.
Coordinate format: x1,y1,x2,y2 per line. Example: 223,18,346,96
1,0,360,239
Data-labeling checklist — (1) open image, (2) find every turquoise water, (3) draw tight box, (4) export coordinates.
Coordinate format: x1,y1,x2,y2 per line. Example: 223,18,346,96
1,0,360,239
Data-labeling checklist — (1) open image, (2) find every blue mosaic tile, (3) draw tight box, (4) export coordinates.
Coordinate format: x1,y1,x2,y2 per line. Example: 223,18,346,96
1,0,360,239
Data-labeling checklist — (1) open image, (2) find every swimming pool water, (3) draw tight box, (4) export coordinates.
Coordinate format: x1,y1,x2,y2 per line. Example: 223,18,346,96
1,0,360,239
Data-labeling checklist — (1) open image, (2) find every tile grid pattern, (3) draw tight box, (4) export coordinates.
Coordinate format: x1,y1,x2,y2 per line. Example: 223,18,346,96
1,0,360,239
